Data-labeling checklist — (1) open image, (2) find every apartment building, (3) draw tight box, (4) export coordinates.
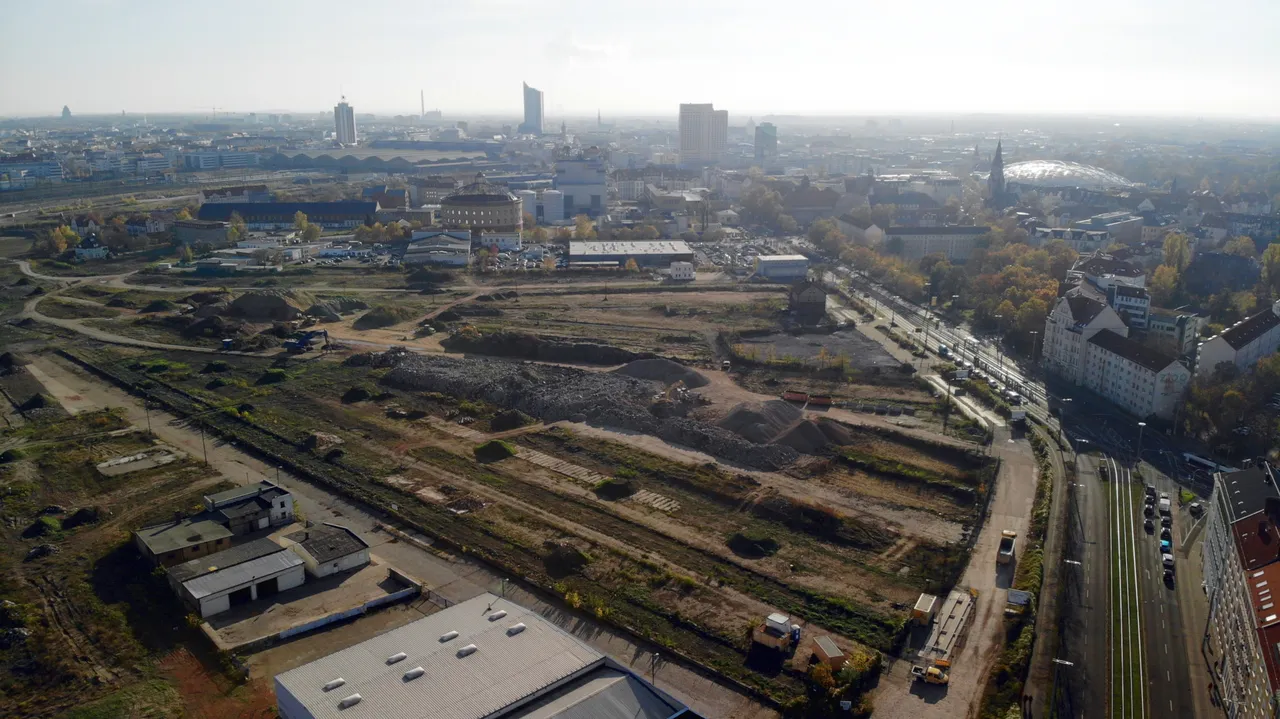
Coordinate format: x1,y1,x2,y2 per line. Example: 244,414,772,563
1197,301,1280,379
1080,329,1189,419
678,103,728,166
880,226,990,262
1043,293,1128,383
1203,463,1280,719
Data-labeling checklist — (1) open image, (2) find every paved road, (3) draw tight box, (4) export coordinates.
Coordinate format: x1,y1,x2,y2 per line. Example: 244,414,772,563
27,353,777,719
1058,453,1111,719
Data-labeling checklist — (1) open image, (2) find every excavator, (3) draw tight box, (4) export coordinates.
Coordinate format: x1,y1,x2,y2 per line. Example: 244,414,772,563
284,329,329,353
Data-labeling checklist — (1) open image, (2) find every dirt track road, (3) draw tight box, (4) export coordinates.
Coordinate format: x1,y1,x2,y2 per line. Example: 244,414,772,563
26,353,778,719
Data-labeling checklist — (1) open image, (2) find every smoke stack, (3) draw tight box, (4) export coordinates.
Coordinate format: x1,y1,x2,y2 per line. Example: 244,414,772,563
420,90,425,117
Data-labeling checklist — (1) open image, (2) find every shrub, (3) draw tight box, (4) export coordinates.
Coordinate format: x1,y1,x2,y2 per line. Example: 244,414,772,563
728,530,781,558
202,360,229,373
139,299,175,313
259,368,288,384
592,477,636,500
473,440,517,462
0,448,24,463
342,385,373,403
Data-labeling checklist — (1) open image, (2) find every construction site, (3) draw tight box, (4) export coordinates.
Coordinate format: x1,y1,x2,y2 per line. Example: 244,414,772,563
0,262,1006,717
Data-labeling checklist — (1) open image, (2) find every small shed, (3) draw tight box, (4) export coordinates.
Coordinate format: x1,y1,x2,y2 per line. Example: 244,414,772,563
913,593,938,625
281,523,370,578
808,635,846,670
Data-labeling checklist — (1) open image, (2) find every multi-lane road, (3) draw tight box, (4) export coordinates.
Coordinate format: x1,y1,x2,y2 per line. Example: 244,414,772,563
826,264,1209,718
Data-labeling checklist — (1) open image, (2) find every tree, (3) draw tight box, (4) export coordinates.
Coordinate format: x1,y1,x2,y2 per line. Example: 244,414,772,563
530,226,549,242
1162,232,1192,271
1149,264,1179,306
302,224,321,242
574,214,595,240
294,211,310,233
522,211,535,230
36,227,69,256
555,227,573,241
541,255,556,270
354,225,373,242
638,225,660,240
252,248,282,266
1223,235,1258,260
680,231,698,242
175,208,192,221
704,228,728,243
624,258,639,272
1262,243,1280,295
179,245,194,263
778,214,798,233
229,210,247,237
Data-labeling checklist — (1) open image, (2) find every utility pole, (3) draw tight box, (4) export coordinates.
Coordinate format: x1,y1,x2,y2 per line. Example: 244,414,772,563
199,422,209,466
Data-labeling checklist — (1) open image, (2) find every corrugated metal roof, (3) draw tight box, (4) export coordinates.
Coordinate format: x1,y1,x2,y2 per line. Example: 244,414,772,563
135,515,232,555
169,538,286,583
274,594,605,719
182,550,301,600
506,666,679,719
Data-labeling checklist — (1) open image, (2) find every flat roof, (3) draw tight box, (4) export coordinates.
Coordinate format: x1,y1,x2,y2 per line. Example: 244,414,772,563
135,515,233,556
568,240,692,257
183,550,302,600
1233,515,1280,571
756,254,808,262
284,524,369,564
206,482,275,506
505,666,680,719
1249,563,1280,628
169,537,288,583
1220,465,1280,524
274,593,607,719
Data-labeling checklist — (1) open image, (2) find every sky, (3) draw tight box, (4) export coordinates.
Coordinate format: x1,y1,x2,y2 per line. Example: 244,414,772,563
3,0,1279,120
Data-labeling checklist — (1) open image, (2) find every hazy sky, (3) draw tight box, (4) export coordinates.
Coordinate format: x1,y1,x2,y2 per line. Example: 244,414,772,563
3,0,1279,119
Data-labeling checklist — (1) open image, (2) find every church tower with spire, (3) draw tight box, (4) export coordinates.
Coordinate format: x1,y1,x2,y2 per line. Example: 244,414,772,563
988,140,1005,198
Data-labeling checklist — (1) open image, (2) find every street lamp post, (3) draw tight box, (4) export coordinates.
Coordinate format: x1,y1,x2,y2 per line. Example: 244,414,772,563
1030,330,1041,368
1060,397,1073,446
1136,421,1146,470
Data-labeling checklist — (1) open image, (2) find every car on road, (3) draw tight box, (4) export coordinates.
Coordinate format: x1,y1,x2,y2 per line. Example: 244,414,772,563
1164,568,1176,586
997,530,1017,564
1189,502,1203,516
1162,552,1175,568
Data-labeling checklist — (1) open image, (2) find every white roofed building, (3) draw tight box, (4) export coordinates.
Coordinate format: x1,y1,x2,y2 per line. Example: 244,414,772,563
274,593,694,719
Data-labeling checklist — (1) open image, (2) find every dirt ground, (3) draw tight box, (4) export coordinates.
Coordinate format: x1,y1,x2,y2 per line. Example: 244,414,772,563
205,555,412,649
735,329,902,370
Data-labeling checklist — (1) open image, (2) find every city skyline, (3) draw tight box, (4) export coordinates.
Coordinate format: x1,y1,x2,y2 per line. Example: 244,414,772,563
3,0,1279,119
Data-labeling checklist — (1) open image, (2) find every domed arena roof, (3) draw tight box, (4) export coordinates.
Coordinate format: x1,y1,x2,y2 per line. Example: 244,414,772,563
1003,160,1131,189
443,173,518,205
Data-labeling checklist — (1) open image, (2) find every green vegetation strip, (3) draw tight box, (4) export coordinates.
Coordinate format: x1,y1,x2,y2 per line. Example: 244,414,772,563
978,428,1056,718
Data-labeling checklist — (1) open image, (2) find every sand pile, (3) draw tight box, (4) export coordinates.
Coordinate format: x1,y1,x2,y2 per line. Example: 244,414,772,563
717,400,804,444
613,359,709,388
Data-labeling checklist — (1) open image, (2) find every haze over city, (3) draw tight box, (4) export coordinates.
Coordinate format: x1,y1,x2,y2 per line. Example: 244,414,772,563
3,0,1280,118
6,3,1280,719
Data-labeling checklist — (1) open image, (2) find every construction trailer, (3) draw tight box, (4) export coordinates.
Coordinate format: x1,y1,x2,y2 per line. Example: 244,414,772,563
913,593,938,625
917,588,976,669
752,612,799,651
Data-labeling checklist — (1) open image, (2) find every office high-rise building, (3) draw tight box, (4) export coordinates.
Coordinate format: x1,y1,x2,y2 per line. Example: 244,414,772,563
520,82,544,135
754,122,778,165
678,103,728,166
333,98,357,145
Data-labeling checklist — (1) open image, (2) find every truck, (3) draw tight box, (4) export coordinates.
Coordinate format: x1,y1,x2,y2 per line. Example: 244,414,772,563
911,663,950,685
997,530,1017,564
1010,408,1027,423
1158,497,1172,515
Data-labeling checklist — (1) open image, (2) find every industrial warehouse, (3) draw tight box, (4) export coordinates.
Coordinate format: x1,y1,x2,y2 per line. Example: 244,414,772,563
273,593,697,719
568,239,694,267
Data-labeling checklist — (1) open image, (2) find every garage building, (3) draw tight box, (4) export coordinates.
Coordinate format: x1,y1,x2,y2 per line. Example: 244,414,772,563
280,523,371,578
569,240,694,268
169,538,305,618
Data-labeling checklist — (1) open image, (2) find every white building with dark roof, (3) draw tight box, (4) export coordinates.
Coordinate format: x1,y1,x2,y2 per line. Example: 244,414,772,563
1082,329,1190,420
1196,301,1280,379
279,523,370,578
168,537,305,618
1043,293,1128,383
274,593,693,719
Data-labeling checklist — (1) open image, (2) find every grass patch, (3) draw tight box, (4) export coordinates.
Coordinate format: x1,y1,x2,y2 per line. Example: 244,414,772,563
473,439,517,462
54,679,181,719
257,368,288,384
38,298,121,320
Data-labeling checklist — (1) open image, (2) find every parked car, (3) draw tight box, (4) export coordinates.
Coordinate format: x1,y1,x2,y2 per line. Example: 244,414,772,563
1161,515,1173,527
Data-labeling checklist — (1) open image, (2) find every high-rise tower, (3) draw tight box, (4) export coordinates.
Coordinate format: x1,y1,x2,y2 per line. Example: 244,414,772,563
333,97,357,145
520,82,544,135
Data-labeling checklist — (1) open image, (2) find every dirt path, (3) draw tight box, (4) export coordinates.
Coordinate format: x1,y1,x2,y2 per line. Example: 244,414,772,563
31,353,779,719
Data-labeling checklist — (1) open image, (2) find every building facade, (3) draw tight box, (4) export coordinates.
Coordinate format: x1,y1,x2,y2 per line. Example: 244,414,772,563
754,122,778,166
555,154,607,217
669,261,695,280
197,202,377,230
1197,301,1280,378
882,226,990,262
1043,294,1129,383
520,82,544,134
678,103,728,166
439,174,523,251
334,99,357,145
1081,329,1190,420
173,220,230,247
1202,464,1280,719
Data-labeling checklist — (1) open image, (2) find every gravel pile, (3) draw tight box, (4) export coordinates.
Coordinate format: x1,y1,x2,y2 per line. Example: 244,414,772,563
382,353,797,469
612,359,709,388
717,400,804,443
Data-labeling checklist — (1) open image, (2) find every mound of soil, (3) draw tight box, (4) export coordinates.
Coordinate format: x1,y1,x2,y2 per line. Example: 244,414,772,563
774,420,833,454
185,291,229,306
435,310,462,322
489,409,534,432
473,439,517,462
0,352,30,372
307,296,369,323
543,541,588,578
229,291,306,322
353,305,417,330
342,386,372,403
717,400,803,444
105,297,136,309
442,330,653,366
613,358,709,388
728,531,780,558
62,507,102,529
139,299,175,313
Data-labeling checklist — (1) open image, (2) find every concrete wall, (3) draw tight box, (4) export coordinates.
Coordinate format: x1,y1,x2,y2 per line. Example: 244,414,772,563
197,564,306,618
313,548,371,578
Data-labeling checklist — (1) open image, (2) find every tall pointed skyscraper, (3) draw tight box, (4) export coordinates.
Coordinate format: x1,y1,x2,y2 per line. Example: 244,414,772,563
520,82,544,135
